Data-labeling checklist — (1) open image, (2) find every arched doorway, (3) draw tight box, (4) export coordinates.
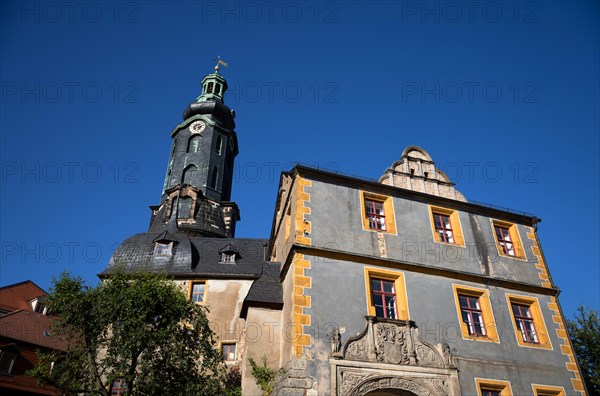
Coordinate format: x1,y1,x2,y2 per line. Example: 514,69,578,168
365,390,418,396
346,376,440,396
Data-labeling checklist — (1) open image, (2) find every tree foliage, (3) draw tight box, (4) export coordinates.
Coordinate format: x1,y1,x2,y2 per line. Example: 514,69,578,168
566,306,600,396
28,270,230,395
248,355,278,396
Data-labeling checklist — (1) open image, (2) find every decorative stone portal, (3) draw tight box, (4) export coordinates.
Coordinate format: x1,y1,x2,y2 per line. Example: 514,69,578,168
331,316,461,396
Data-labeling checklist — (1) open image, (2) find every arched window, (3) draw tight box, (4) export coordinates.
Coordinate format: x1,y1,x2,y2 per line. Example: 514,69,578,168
214,83,221,95
170,139,177,158
163,169,171,191
188,136,202,153
178,196,192,219
210,166,218,189
207,82,214,93
215,135,222,155
182,165,198,185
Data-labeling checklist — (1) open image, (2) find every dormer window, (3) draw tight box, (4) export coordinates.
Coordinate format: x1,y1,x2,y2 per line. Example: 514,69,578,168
222,252,235,263
154,242,173,256
219,243,240,264
0,345,19,375
30,297,48,315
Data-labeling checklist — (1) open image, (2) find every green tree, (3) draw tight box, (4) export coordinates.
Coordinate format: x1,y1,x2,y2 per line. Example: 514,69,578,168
566,306,600,396
28,270,230,395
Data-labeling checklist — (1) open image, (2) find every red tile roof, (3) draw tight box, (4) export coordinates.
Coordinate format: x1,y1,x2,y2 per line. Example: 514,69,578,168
0,281,47,312
0,310,66,351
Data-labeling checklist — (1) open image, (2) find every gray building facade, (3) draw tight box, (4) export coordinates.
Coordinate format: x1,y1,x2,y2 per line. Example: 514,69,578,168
103,68,586,396
260,147,586,395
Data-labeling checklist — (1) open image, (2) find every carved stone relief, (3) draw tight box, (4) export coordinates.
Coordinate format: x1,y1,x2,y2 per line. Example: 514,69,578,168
340,316,447,368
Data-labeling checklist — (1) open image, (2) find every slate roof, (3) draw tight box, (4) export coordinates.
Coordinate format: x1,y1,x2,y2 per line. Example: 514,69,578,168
0,310,67,351
241,262,283,317
100,230,283,309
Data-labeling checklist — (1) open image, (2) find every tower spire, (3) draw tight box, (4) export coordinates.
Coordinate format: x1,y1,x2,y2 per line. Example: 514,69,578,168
150,64,239,238
196,58,229,103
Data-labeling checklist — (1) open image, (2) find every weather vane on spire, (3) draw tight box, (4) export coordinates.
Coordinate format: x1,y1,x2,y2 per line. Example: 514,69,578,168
213,55,229,74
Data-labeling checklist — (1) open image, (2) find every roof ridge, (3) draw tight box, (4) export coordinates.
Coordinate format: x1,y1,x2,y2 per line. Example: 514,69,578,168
0,280,47,294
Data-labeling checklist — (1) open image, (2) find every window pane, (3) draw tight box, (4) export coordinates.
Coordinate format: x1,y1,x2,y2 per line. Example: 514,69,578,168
459,295,468,308
192,283,205,303
0,351,16,374
382,280,394,293
371,279,382,291
461,310,471,324
386,296,397,319
468,297,480,309
372,294,383,306
375,306,384,318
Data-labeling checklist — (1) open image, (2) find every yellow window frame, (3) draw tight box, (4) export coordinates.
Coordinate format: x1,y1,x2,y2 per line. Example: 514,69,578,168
428,205,465,246
532,384,565,396
364,267,408,320
475,378,513,396
189,280,207,305
360,191,397,234
492,219,526,259
505,293,552,349
452,284,499,343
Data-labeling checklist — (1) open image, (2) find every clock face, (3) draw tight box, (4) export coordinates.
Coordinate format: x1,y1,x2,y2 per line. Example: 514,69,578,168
189,121,206,134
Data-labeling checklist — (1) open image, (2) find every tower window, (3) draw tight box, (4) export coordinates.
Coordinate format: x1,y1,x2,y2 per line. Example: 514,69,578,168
188,136,202,153
214,83,221,95
182,165,198,185
178,196,192,219
215,135,222,155
171,139,177,158
210,166,218,189
207,82,214,93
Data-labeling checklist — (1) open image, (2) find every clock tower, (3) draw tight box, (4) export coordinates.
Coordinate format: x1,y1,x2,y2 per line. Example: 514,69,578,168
148,64,239,237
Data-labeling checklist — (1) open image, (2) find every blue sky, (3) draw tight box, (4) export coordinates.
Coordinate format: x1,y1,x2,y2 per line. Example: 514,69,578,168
1,1,598,318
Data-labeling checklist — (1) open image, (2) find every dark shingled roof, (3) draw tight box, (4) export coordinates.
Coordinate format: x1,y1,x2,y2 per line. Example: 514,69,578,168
241,262,283,317
100,230,283,311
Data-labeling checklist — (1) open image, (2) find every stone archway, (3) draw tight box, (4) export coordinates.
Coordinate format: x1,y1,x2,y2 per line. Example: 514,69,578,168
347,376,442,396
